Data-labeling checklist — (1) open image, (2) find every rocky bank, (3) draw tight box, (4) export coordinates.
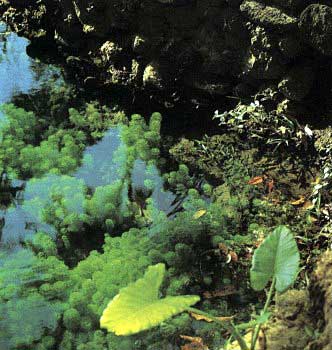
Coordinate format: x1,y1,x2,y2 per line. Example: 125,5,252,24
1,0,332,117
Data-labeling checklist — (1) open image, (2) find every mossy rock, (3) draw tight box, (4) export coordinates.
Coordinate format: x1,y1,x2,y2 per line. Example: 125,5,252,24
240,1,298,31
299,4,332,56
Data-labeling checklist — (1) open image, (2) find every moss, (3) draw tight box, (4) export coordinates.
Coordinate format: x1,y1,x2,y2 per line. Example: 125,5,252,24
309,251,332,350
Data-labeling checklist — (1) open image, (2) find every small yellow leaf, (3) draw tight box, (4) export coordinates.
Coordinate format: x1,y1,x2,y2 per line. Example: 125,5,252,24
312,177,321,185
303,201,314,210
291,196,305,206
193,209,207,219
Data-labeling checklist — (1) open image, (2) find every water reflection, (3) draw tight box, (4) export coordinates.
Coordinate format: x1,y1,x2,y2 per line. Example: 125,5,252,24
76,126,176,213
75,127,123,187
0,24,175,249
0,22,60,118
0,125,176,248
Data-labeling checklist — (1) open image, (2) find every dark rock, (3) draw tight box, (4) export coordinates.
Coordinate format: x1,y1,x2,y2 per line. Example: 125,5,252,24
279,34,304,58
299,4,332,56
2,0,332,118
278,64,315,101
240,0,298,31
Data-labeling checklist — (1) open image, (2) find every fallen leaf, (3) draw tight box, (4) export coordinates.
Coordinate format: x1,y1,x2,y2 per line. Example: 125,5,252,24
180,335,209,350
291,196,305,206
180,335,204,343
203,286,238,299
308,215,318,223
229,251,238,263
226,331,253,350
218,243,229,255
193,209,207,219
266,179,274,194
190,312,234,323
312,177,321,185
248,176,264,185
302,201,314,210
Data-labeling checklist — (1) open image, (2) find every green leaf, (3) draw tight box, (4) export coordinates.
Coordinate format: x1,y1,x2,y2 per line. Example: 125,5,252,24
250,225,300,292
100,264,200,335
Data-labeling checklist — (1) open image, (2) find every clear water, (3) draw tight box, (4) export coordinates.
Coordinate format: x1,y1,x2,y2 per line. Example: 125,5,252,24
0,23,58,116
0,23,175,249
0,24,176,350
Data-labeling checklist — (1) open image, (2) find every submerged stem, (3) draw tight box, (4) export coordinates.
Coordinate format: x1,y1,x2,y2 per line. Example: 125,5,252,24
187,307,249,350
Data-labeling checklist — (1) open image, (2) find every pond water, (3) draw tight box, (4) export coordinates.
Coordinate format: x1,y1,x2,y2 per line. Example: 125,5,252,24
0,16,209,350
0,23,175,250
0,23,58,115
0,24,178,349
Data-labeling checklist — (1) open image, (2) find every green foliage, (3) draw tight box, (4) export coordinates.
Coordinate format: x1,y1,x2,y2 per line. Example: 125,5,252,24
0,99,126,179
69,103,127,139
0,104,37,175
120,112,162,174
250,225,300,292
100,264,200,335
25,232,58,257
84,180,132,231
0,249,71,349
19,129,86,177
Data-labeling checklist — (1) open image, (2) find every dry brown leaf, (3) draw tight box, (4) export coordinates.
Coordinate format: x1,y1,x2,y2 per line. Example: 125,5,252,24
203,285,237,299
248,176,264,185
180,335,204,343
229,251,238,263
180,335,209,350
308,215,318,223
218,243,229,255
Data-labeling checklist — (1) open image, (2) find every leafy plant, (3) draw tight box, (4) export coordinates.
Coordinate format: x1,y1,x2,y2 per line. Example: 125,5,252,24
100,264,199,335
250,225,300,293
249,225,300,350
100,226,300,350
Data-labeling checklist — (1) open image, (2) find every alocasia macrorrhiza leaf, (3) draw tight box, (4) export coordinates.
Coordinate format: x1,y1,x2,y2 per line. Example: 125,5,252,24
250,225,300,292
100,263,200,335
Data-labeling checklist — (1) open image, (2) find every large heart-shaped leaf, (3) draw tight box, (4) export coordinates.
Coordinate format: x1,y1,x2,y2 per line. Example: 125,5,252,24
100,264,200,335
250,225,299,292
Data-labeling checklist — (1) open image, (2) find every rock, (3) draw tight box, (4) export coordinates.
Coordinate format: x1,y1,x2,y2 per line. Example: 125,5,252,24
2,0,332,117
310,250,332,350
264,0,307,12
100,41,123,63
240,0,298,31
265,290,313,350
242,27,284,80
264,251,332,350
278,64,314,101
279,34,304,58
72,0,139,34
299,4,332,56
143,62,163,89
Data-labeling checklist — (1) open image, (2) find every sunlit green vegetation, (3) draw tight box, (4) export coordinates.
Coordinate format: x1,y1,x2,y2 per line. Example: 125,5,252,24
0,93,331,350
